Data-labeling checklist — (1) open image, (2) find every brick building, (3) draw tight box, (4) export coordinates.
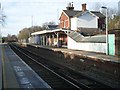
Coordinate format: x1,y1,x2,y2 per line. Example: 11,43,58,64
59,3,105,31
59,2,80,29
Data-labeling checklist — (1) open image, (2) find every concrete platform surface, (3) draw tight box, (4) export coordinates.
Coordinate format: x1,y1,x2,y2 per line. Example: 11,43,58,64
31,44,120,63
1,44,52,89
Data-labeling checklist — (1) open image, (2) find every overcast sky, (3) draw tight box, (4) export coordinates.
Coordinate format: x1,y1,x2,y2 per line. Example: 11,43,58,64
0,0,119,36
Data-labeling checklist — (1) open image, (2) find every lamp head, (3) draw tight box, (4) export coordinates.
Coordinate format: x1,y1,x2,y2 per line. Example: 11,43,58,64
101,6,107,9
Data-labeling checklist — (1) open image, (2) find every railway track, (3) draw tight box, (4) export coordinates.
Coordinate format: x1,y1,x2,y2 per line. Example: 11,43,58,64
9,43,112,90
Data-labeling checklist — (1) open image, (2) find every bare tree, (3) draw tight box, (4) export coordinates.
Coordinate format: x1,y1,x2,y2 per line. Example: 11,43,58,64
30,26,43,32
0,3,6,26
18,28,29,40
42,21,56,30
93,2,117,18
7,34,18,42
18,25,43,42
92,2,106,11
0,3,6,43
108,7,117,19
108,16,120,29
93,2,119,30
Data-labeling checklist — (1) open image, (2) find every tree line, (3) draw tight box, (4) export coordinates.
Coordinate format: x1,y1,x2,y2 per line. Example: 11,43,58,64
108,16,120,30
93,2,120,30
18,21,56,42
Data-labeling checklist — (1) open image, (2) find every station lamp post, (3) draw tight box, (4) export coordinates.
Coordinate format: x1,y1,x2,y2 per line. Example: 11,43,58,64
0,26,1,44
101,6,109,55
0,3,2,44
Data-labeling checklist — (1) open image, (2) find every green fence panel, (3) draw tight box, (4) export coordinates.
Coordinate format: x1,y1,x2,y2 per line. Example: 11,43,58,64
108,34,115,55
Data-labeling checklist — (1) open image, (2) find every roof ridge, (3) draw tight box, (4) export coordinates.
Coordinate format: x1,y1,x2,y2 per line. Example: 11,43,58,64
63,10,82,17
63,10,81,12
73,10,105,18
90,11,101,12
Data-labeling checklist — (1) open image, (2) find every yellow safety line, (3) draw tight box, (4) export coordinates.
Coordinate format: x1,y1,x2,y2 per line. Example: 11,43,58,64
1,44,8,88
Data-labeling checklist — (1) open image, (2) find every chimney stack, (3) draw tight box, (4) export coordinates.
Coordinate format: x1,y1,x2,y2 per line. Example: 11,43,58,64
66,2,74,10
82,3,87,12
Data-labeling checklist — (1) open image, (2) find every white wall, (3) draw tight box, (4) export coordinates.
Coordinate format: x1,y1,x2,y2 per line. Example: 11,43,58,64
29,36,35,44
71,17,78,30
67,36,106,53
71,12,98,30
29,35,40,44
35,35,40,44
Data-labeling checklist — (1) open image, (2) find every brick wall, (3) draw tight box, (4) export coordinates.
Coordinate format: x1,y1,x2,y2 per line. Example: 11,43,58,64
59,12,70,29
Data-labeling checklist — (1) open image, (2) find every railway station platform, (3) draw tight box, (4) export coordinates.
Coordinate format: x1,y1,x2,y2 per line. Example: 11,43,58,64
30,44,120,63
0,44,52,89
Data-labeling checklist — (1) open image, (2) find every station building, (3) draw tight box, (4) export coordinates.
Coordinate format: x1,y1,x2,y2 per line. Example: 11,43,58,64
30,3,106,48
30,3,120,56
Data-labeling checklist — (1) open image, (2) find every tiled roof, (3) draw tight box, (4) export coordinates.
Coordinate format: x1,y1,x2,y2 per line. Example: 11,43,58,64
63,10,81,17
63,10,105,18
91,11,106,18
77,27,100,36
68,30,84,42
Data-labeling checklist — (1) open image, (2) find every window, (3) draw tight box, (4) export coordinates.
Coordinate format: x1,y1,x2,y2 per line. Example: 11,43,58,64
64,20,66,28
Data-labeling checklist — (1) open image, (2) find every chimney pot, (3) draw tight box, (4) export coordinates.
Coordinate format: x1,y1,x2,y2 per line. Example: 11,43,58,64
66,2,74,10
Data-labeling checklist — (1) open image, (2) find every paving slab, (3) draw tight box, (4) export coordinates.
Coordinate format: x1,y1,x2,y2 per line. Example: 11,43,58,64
2,44,20,88
2,44,52,89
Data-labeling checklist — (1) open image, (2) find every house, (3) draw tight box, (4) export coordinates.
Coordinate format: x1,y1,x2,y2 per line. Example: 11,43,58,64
59,2,80,29
71,10,106,31
59,2,109,54
59,3,106,33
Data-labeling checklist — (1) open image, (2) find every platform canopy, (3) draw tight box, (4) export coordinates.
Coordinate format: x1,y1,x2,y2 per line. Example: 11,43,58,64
31,29,69,36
